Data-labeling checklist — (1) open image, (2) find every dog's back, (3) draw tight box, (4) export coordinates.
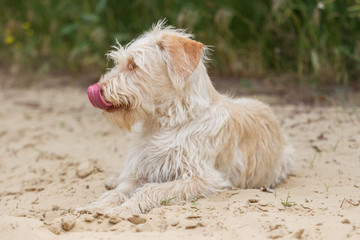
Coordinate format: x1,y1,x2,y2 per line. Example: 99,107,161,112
214,97,295,188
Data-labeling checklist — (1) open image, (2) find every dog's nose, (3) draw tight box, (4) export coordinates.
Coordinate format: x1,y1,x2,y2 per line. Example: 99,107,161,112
87,83,113,110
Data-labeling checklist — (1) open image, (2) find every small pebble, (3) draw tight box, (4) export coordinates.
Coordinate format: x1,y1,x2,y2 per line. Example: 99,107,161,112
128,216,146,225
185,224,198,229
61,217,76,231
76,162,94,178
52,205,60,211
248,198,260,203
258,201,268,207
341,219,350,224
293,229,304,239
185,222,204,229
92,211,104,218
47,224,61,235
109,217,122,224
170,220,179,227
84,215,95,223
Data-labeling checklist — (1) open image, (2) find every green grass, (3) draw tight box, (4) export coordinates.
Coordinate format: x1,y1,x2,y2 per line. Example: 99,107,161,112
310,152,320,168
333,138,341,152
23,113,31,120
191,196,199,206
1,0,359,85
59,121,66,128
324,182,330,192
280,192,296,208
160,196,177,206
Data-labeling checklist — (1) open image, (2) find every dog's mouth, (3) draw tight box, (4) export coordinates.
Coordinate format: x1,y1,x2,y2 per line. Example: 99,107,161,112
87,83,113,110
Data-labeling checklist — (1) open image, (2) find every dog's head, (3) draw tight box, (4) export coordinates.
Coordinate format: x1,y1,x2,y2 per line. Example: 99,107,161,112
87,21,206,129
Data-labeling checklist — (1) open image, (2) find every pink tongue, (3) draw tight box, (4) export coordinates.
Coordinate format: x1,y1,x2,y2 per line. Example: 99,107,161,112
87,84,113,110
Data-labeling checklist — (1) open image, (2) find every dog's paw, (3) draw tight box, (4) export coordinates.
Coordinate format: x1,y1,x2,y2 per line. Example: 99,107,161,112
104,171,121,190
104,205,141,216
75,201,111,214
76,190,127,214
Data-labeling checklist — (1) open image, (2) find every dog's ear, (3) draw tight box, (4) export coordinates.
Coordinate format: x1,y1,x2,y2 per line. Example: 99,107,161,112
159,35,204,89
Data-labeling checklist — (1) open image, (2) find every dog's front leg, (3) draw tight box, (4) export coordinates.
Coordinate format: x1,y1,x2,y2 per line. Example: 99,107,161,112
77,174,140,214
106,171,229,214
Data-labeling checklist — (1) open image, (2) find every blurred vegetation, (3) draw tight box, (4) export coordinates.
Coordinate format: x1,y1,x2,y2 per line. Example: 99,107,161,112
0,0,359,86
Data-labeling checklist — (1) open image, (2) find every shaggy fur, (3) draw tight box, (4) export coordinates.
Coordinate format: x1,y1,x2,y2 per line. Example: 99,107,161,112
78,21,295,214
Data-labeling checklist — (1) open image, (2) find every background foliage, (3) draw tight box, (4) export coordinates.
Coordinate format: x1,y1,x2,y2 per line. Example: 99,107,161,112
1,0,359,85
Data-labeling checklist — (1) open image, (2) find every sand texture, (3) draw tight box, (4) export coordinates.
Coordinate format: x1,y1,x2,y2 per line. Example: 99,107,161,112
0,88,359,239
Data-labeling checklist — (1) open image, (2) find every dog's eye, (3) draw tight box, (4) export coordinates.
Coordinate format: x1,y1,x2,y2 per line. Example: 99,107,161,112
127,60,137,71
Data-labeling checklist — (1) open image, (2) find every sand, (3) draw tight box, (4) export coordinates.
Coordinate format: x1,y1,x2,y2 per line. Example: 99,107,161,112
0,87,359,239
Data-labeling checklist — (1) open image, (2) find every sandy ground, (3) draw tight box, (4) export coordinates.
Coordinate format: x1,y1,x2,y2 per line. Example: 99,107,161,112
0,87,359,240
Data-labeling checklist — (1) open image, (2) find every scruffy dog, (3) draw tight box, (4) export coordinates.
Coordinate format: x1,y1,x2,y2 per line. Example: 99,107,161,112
81,21,294,215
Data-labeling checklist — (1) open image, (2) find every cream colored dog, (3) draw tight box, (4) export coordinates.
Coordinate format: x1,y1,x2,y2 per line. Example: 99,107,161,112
80,21,294,215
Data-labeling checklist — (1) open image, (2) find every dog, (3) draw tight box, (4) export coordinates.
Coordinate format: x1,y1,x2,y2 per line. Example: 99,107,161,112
80,21,294,215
